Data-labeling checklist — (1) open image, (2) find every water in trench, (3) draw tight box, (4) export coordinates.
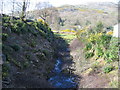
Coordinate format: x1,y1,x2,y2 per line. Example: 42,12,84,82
48,58,77,88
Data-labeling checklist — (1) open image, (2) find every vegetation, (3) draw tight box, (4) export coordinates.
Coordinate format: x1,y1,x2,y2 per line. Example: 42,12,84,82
2,14,54,42
103,65,114,73
2,14,56,88
53,30,76,43
76,22,119,88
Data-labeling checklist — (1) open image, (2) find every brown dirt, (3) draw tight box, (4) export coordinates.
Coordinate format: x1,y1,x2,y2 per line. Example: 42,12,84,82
69,38,84,51
80,74,109,88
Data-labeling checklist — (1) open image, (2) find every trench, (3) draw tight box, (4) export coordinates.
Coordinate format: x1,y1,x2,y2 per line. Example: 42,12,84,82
48,58,77,88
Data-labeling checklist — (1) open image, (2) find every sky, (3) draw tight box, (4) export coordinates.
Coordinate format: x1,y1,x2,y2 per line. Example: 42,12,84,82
1,0,119,14
30,0,118,7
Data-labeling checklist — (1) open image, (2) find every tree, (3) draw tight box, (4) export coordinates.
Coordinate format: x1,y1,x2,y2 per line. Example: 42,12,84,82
35,2,52,21
11,0,15,18
58,17,66,26
0,0,4,14
20,0,30,19
35,2,60,30
8,0,30,19
35,2,53,22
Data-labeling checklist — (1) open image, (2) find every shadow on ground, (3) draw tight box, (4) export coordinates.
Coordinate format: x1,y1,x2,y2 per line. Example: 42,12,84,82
48,35,81,88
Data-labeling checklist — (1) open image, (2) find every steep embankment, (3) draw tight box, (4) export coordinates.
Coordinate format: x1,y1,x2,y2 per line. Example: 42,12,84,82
2,14,56,88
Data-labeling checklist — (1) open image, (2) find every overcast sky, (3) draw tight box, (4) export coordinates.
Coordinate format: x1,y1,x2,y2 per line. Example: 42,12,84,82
1,0,119,14
30,0,118,6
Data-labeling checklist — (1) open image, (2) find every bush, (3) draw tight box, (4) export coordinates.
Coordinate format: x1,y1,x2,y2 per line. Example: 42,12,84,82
2,33,8,41
2,16,10,23
103,65,114,73
85,52,94,59
11,23,21,35
104,38,119,62
84,43,92,51
105,59,113,63
96,47,104,57
100,34,112,49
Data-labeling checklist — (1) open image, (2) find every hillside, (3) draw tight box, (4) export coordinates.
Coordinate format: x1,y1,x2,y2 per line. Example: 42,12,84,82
2,14,56,88
56,2,117,30
23,2,118,31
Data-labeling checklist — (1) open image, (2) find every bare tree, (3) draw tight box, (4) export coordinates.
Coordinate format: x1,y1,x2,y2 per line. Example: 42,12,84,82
8,0,30,19
21,0,30,19
12,0,15,17
0,0,4,15
35,2,53,22
35,2,61,30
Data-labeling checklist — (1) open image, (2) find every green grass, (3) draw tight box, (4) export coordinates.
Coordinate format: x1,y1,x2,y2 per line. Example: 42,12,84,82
54,32,76,43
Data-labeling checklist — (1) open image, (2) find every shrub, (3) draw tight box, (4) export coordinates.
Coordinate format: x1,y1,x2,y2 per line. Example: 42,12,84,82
84,43,92,51
2,16,10,23
85,52,94,59
100,34,112,49
96,47,104,57
103,65,114,73
3,23,9,27
2,33,8,41
104,38,119,62
11,23,21,35
105,59,113,63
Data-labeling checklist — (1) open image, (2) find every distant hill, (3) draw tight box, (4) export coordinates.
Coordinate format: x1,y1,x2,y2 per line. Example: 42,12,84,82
54,2,118,30
25,2,118,30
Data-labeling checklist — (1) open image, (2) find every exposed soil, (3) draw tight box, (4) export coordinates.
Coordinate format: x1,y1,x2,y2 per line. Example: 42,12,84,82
80,74,109,88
